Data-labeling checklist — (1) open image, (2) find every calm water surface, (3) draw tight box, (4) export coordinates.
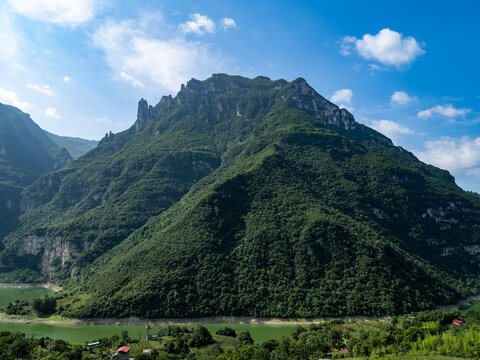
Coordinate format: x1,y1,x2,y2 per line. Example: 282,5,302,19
0,286,297,343
0,286,51,306
0,322,297,344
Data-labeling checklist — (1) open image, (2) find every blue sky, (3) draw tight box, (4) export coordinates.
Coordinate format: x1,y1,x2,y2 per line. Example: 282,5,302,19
0,0,479,191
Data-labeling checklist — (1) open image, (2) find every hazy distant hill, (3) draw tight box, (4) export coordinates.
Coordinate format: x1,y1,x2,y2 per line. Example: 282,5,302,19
1,75,480,318
0,103,72,239
44,131,98,160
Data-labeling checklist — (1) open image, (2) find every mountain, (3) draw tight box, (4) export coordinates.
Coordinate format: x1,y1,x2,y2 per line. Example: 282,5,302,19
44,131,98,160
0,103,72,240
1,75,480,318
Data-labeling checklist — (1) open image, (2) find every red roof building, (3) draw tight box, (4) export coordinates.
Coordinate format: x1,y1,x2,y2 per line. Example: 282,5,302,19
452,319,464,325
113,346,130,360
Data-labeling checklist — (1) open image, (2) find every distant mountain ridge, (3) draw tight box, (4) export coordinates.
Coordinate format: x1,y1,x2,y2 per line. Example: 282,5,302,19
1,75,479,317
44,131,98,160
0,103,98,243
0,104,71,184
0,103,72,239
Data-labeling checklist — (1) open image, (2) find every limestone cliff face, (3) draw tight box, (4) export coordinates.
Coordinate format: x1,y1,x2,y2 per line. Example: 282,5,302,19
16,235,88,276
135,98,158,131
288,78,358,131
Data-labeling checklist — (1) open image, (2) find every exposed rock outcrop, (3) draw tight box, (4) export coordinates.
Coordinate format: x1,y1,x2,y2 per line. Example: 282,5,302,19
16,234,88,276
136,99,158,131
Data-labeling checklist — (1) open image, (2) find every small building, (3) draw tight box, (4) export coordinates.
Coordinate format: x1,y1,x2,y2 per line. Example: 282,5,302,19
87,341,100,349
112,346,130,360
146,333,158,340
452,319,464,326
143,349,153,354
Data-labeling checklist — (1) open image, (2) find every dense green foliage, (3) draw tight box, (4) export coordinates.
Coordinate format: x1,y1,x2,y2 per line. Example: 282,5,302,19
2,299,30,315
1,75,480,318
44,131,98,160
1,311,480,359
216,328,237,338
31,297,57,315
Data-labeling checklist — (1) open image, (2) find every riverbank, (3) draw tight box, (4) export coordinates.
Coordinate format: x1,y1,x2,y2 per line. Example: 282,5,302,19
80,315,393,326
0,283,61,292
0,313,82,325
0,313,392,327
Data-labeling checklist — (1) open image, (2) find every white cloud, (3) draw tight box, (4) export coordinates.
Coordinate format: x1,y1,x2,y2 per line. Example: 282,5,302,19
368,63,383,71
26,83,54,96
93,116,110,123
417,104,471,118
0,6,21,64
391,91,416,105
93,19,227,92
340,28,425,67
63,76,71,82
330,89,353,112
330,89,353,104
119,72,144,88
180,13,215,35
368,119,414,144
7,0,98,26
416,137,480,176
221,17,236,30
0,87,31,111
339,36,356,56
45,107,60,119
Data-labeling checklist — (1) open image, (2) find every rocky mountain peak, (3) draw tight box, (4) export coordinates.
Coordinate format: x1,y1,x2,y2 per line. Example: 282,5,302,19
136,98,158,131
286,77,358,131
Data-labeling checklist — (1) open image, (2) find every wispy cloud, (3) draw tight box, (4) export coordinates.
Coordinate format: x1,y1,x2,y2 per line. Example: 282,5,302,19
119,72,144,88
221,18,236,30
93,116,111,123
340,28,425,68
63,76,71,83
26,83,54,96
180,13,215,35
6,0,99,26
45,107,60,119
93,17,229,92
0,87,31,111
0,6,21,65
368,119,414,144
417,104,471,118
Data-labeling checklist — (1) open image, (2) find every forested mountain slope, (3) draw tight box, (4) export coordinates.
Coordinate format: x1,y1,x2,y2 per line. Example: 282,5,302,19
1,75,479,317
0,104,72,240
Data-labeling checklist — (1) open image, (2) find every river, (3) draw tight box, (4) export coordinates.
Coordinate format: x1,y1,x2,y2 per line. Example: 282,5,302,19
0,286,297,343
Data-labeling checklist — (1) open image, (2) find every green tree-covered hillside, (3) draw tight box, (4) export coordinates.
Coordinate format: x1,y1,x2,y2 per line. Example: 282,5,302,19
1,75,479,317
